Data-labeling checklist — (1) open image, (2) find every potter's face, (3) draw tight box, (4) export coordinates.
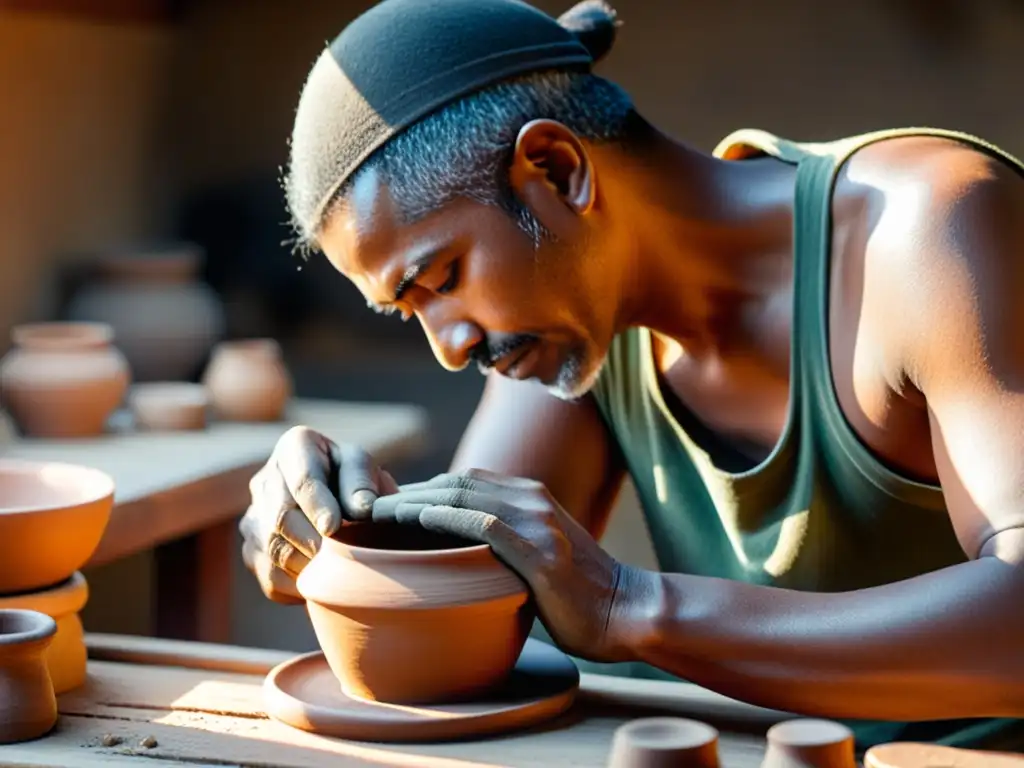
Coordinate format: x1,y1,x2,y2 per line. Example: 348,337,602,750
317,156,621,401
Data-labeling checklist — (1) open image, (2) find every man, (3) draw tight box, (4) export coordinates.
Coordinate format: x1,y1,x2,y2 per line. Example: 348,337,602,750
240,0,1024,750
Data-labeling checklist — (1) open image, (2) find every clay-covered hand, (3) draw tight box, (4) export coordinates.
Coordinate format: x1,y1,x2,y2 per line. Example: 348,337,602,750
371,468,649,662
239,425,399,604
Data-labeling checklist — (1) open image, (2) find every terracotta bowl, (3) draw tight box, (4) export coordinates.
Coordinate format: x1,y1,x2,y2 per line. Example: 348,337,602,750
297,522,533,705
130,382,208,431
0,460,114,594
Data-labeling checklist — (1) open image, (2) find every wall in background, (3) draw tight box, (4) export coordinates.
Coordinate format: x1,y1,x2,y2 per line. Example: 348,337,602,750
0,10,176,345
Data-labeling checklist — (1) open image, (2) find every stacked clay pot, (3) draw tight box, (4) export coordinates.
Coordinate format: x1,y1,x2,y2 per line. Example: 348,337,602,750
0,322,130,438
297,522,533,704
0,459,114,702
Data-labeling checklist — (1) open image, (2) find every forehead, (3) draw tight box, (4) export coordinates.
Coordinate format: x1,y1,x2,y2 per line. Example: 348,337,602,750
318,166,402,279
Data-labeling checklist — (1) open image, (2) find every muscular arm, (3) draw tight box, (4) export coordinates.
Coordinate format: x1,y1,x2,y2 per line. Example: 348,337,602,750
619,148,1024,720
449,372,626,537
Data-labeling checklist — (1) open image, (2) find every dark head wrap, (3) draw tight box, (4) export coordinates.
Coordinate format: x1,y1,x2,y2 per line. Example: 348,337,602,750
286,0,620,244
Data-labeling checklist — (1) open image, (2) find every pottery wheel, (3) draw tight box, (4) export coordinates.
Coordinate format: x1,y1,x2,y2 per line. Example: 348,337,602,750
263,638,579,743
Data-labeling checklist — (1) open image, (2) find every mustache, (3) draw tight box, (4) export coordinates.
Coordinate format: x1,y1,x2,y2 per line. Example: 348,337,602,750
469,334,537,372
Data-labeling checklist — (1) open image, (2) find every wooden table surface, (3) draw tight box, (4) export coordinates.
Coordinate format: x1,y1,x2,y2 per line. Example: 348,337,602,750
2,398,431,568
3,634,791,768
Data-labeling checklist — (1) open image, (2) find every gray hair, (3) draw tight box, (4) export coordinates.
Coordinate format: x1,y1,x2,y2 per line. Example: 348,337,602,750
286,70,636,257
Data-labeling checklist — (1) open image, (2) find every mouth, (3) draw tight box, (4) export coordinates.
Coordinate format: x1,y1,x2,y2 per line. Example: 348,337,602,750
493,343,536,379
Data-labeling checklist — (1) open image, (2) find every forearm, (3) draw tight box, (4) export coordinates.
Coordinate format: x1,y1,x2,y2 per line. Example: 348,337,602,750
621,557,1024,721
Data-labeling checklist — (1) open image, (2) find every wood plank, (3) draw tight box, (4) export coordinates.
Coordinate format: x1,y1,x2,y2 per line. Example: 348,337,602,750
5,399,430,566
38,659,770,768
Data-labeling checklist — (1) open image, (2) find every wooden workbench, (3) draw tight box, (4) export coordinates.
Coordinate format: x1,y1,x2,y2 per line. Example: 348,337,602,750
2,634,786,767
2,399,430,642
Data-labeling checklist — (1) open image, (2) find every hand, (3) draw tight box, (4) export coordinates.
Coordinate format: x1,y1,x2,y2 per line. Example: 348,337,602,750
239,426,399,604
370,468,650,662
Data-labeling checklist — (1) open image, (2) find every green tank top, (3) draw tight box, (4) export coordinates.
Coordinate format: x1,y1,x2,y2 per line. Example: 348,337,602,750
586,127,1024,751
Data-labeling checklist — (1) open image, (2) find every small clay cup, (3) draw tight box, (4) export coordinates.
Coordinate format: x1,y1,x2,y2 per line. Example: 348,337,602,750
297,522,533,705
762,719,857,768
130,382,208,431
0,609,58,744
608,717,721,767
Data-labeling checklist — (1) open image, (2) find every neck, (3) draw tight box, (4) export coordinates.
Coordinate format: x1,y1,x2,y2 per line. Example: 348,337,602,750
597,129,798,354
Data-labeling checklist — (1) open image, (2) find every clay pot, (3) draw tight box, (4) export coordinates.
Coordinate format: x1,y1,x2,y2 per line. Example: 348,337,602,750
202,339,292,422
130,382,208,431
761,719,857,768
608,718,721,767
297,522,532,705
0,572,89,694
0,609,58,744
0,459,114,594
0,322,130,438
66,242,226,382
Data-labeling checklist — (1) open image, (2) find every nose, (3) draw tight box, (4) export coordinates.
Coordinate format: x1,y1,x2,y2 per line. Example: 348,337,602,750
417,312,484,372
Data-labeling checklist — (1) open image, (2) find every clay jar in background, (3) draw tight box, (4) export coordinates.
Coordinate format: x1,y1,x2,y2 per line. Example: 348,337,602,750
65,242,226,382
203,339,292,422
0,572,89,694
297,522,533,705
761,719,857,768
0,322,130,438
0,459,115,595
608,718,721,768
0,609,58,744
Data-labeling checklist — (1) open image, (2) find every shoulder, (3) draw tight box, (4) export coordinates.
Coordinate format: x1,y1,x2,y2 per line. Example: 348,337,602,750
841,135,1024,387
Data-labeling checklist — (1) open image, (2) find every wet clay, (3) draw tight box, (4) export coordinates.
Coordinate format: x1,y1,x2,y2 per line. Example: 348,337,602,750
0,459,114,595
865,742,1024,768
297,522,533,705
263,637,578,742
0,609,58,744
0,572,89,693
608,717,721,767
761,719,857,768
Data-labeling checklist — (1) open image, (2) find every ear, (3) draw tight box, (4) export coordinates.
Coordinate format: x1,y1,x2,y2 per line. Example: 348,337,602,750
509,119,596,218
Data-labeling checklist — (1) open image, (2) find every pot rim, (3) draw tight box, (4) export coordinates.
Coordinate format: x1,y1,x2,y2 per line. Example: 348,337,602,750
11,322,114,349
321,524,494,563
0,459,115,516
0,609,57,647
214,338,281,356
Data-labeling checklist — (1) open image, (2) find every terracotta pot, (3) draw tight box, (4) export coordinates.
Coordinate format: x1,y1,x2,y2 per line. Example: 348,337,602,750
0,609,58,744
297,522,532,705
130,382,208,431
66,242,226,382
761,719,857,768
0,572,89,694
202,339,292,422
0,322,130,438
608,718,721,767
0,459,114,595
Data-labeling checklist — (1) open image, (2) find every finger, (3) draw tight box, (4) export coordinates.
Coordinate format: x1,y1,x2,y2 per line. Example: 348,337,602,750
396,472,481,494
337,443,384,520
417,504,511,546
277,439,343,537
372,488,500,520
276,506,321,560
267,533,310,576
242,541,304,605
378,468,400,496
